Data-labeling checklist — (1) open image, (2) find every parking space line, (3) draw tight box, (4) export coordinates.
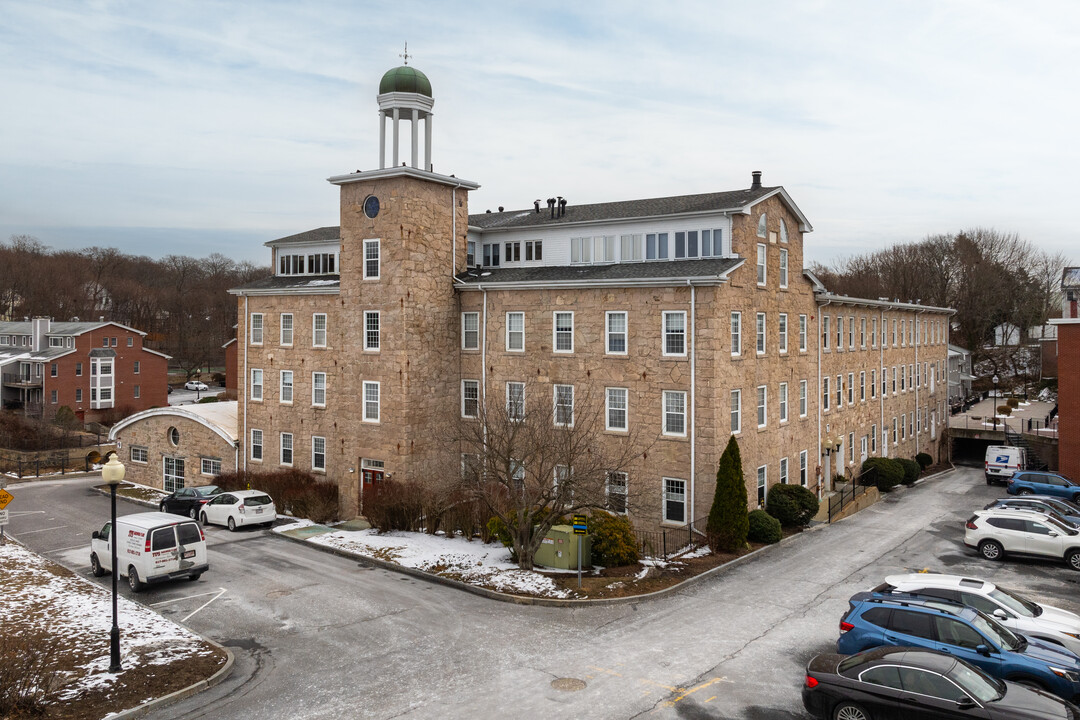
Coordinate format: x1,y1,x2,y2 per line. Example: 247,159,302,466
180,588,227,622
150,588,229,607
14,525,67,535
45,544,89,553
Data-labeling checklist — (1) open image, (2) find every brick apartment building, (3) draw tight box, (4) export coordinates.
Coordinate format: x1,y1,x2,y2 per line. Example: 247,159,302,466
1052,267,1080,480
0,318,169,423
229,64,951,529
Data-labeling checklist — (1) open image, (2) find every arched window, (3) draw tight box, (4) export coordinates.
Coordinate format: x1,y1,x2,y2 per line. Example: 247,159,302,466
780,218,788,243
757,213,767,238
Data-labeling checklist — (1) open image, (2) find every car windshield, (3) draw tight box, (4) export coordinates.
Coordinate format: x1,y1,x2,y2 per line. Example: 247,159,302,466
989,586,1040,618
970,612,1023,651
1043,498,1076,515
947,661,1004,703
1044,513,1080,536
195,485,220,497
245,494,273,507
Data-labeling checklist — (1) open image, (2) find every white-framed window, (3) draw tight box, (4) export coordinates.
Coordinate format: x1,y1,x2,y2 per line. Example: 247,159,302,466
130,445,148,464
901,414,906,440
872,317,878,348
251,368,264,401
848,316,855,349
462,312,479,350
799,314,808,352
730,389,741,434
859,371,866,402
663,311,686,356
280,370,293,404
756,312,766,354
799,380,808,417
312,436,326,471
75,362,82,376
76,388,82,402
870,369,877,399
860,317,866,348
871,424,878,453
526,240,543,261
892,417,898,444
554,384,574,426
507,381,525,421
836,374,843,408
663,390,687,436
280,432,293,466
779,382,788,423
780,457,789,484
313,313,327,347
822,315,830,350
280,313,293,346
778,313,788,354
365,311,380,350
756,243,767,285
619,233,643,261
757,385,767,427
893,366,898,394
882,366,888,397
312,372,326,407
553,312,574,353
462,380,480,418
133,361,140,375
251,429,263,461
823,376,830,411
756,465,767,506
201,458,221,476
849,432,855,464
799,450,808,486
606,387,628,431
757,213,767,238
250,313,263,345
779,248,788,288
163,457,185,493
663,477,686,525
570,237,592,264
892,318,897,347
50,389,57,403
363,381,380,422
606,472,628,514
730,312,742,356
836,316,843,352
606,311,627,355
506,312,524,352
900,366,906,392
909,411,914,438
363,239,380,279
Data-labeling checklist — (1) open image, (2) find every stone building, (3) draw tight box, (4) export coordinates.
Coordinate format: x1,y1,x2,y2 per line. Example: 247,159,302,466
229,63,951,529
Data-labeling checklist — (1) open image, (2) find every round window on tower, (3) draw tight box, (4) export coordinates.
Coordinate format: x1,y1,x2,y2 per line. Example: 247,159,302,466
168,427,180,447
363,195,380,219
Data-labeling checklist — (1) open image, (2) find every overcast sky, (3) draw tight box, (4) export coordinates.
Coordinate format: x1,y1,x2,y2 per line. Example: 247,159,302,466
2,0,1078,267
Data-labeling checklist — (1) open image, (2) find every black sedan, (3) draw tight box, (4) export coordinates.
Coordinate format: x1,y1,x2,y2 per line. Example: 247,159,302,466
803,646,1079,719
159,485,221,519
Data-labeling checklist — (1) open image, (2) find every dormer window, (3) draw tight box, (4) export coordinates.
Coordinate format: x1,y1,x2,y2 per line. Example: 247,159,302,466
279,252,337,276
757,213,767,238
49,337,63,347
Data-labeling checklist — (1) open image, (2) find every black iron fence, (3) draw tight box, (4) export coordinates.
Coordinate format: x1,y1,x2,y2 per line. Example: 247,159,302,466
0,450,101,478
635,515,708,559
828,470,874,523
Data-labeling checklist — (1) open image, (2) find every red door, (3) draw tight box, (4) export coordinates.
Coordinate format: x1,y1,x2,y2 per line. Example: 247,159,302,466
361,468,384,511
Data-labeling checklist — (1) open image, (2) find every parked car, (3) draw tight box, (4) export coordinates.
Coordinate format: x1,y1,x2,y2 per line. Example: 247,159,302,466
838,592,1080,701
873,573,1080,657
1007,471,1080,503
184,380,209,391
986,445,1026,485
200,489,276,531
804,646,1080,720
159,485,221,519
985,496,1080,527
965,508,1080,571
90,511,208,592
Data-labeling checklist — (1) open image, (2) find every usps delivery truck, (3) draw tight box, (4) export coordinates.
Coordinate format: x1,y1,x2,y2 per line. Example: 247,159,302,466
90,511,208,592
985,445,1026,485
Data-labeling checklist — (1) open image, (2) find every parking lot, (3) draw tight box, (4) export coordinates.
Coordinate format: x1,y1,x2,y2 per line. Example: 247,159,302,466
6,467,1080,719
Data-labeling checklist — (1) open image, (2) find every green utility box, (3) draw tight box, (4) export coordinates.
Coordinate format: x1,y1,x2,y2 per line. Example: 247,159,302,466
532,524,591,570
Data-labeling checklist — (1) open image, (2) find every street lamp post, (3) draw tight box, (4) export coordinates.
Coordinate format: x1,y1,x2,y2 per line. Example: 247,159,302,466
992,374,1000,431
102,454,126,673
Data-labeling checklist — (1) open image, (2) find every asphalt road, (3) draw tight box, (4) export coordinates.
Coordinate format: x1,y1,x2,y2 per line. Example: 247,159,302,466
168,386,226,406
5,468,1080,719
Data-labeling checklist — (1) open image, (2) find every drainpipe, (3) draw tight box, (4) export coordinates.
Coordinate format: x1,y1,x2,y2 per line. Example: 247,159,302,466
452,186,457,278
242,295,248,473
879,310,885,459
481,289,488,451
817,299,827,496
688,281,696,531
914,310,922,453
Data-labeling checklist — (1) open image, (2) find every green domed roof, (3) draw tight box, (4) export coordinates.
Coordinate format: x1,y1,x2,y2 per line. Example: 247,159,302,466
379,66,432,97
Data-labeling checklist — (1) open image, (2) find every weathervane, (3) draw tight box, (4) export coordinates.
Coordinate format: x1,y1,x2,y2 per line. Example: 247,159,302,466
400,42,410,65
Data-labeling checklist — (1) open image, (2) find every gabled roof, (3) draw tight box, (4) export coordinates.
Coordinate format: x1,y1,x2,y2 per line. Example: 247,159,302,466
0,320,147,337
264,226,340,247
468,186,813,233
229,274,341,296
455,257,743,289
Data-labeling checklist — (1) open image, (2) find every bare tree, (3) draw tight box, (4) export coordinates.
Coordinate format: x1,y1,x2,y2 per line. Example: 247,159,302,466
447,385,646,571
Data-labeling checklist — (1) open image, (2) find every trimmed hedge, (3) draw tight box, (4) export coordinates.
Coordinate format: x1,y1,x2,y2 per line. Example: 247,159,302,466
997,405,1012,416
588,511,640,567
898,458,921,486
915,452,932,470
860,457,904,493
1006,397,1020,408
765,484,820,527
747,509,782,544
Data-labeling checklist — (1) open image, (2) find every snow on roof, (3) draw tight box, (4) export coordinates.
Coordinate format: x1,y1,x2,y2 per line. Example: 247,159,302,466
109,401,238,444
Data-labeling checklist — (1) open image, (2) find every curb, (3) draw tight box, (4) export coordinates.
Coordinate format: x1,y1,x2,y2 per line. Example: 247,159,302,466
90,484,163,509
912,465,957,487
272,523,815,608
109,640,235,720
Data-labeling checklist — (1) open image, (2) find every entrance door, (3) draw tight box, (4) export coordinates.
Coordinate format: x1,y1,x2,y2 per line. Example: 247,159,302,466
860,435,869,464
361,466,384,510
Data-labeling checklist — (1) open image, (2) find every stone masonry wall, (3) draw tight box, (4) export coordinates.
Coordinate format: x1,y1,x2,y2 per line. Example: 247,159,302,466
113,414,236,491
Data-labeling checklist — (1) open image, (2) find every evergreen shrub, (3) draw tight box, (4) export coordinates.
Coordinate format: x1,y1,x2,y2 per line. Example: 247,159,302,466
765,484,820,527
707,435,748,553
588,511,639,567
898,458,921,485
915,452,932,470
860,457,904,493
747,509,782,544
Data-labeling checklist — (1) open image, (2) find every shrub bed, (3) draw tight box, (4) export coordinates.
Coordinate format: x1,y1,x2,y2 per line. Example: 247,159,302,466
747,509,782,544
765,484,820,527
898,458,921,486
860,457,904,493
588,511,640,566
214,468,340,524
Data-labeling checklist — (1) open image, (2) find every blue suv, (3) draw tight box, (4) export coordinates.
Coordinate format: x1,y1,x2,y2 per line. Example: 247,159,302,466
838,592,1080,701
1008,472,1080,503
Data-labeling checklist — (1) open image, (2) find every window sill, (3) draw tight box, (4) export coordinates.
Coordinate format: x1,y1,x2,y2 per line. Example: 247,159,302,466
660,521,688,529
660,434,688,441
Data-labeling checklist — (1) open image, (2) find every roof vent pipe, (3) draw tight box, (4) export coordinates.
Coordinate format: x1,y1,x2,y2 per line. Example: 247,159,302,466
548,197,556,218
534,200,541,213
751,171,762,190
498,206,504,212
558,198,567,217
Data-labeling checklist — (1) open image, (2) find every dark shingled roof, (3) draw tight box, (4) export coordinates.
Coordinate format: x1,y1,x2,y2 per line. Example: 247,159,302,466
455,258,742,285
231,274,340,293
265,227,340,245
468,187,779,231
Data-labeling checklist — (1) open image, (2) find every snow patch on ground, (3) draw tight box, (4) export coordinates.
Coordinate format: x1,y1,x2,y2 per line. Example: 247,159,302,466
274,519,316,532
305,529,572,598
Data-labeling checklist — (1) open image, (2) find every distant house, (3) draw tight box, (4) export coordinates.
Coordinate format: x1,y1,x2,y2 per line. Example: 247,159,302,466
948,344,974,404
1064,267,1080,319
992,322,1021,347
0,317,169,423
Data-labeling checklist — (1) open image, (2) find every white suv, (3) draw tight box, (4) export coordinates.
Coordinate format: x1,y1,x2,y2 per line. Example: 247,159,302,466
874,572,1080,656
965,508,1080,571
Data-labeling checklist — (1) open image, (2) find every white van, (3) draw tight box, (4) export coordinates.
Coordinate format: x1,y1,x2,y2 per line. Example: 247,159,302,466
985,445,1026,485
90,512,208,592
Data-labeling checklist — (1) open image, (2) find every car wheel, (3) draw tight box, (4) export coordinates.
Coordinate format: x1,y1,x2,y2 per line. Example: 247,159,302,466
833,702,870,720
188,507,198,519
200,511,209,525
1072,493,1080,505
188,572,202,582
986,476,993,485
1067,550,1080,572
91,553,106,577
228,516,237,532
980,539,1004,561
1018,488,1033,495
128,566,144,593
159,502,167,512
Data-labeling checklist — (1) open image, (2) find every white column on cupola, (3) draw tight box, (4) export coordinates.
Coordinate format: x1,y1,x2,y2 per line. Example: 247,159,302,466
425,114,432,171
392,107,400,167
411,108,419,169
379,111,386,169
